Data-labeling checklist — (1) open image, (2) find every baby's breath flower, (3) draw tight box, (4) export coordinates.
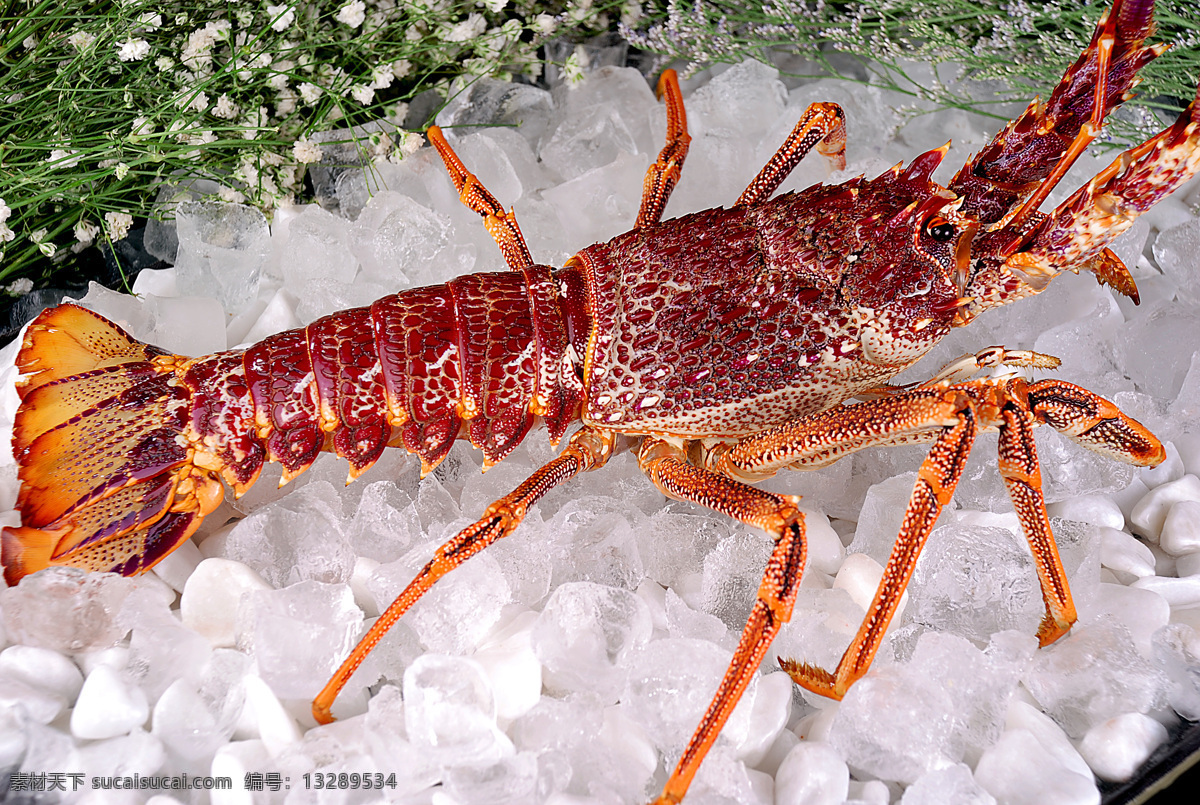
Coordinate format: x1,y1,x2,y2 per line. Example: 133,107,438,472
446,13,486,43
46,149,82,169
299,82,323,105
293,138,323,164
67,30,96,51
482,0,508,12
336,1,366,28
399,131,424,157
104,211,134,241
155,56,174,71
391,59,412,80
0,223,13,243
189,91,210,112
532,13,557,36
23,36,37,50
137,12,162,30
218,186,246,203
4,278,34,296
371,65,395,90
351,84,375,105
130,116,154,136
563,48,586,87
212,94,239,119
0,198,10,222
74,219,100,244
117,38,151,62
31,230,56,257
275,89,298,116
114,163,130,179
267,4,296,32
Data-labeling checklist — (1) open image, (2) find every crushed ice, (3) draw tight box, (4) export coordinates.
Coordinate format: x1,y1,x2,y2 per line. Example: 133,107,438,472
2,57,1200,804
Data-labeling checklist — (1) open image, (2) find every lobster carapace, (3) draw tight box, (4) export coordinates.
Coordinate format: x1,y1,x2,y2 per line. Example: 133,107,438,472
5,0,1200,801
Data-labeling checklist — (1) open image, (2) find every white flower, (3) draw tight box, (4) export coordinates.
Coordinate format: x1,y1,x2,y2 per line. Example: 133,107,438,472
336,1,366,28
391,59,412,80
351,84,375,105
46,149,82,169
299,82,323,104
4,278,33,295
181,27,217,71
483,0,507,11
267,4,295,32
114,163,130,180
275,89,297,116
533,13,557,36
138,12,163,29
268,71,290,91
293,138,323,164
189,91,210,112
104,211,134,241
131,116,154,136
117,38,151,62
23,36,37,49
74,219,101,244
446,13,486,43
212,94,239,119
0,198,10,222
371,64,395,89
67,30,96,51
218,186,246,203
155,56,174,71
399,131,424,157
563,49,586,87
31,229,56,257
0,223,14,243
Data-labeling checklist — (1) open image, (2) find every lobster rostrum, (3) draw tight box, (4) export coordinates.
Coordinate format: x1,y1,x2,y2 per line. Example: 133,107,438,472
5,0,1200,801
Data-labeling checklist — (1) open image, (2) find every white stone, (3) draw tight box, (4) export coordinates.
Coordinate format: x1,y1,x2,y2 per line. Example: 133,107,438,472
473,610,543,723
211,739,272,805
151,537,204,592
833,552,907,626
0,645,83,702
802,506,846,576
772,741,849,805
1130,574,1200,608
1090,583,1170,658
975,729,1099,805
1140,441,1185,488
1098,527,1156,579
1003,700,1092,779
180,558,273,648
1129,474,1200,539
733,670,793,766
71,664,150,740
242,674,302,755
1046,496,1125,530
1160,499,1200,556
1177,550,1200,577
1077,712,1168,782
0,676,65,723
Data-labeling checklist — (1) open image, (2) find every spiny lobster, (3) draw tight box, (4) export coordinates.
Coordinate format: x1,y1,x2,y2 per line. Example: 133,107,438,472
4,0,1200,801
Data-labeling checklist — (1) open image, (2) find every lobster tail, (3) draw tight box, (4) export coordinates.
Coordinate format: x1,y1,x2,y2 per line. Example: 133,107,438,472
3,305,224,584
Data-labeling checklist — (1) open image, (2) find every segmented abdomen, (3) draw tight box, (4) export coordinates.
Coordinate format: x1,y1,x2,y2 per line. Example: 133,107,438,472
186,267,585,493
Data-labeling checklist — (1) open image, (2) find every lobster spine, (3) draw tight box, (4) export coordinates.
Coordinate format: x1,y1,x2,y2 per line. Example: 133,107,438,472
2,268,586,582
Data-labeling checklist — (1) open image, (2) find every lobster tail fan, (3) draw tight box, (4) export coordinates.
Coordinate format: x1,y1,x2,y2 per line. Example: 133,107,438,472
2,304,224,585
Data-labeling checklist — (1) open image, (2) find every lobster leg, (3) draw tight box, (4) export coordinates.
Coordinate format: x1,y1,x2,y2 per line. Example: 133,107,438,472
736,102,847,207
312,426,615,724
637,69,692,229
637,438,806,805
427,125,535,271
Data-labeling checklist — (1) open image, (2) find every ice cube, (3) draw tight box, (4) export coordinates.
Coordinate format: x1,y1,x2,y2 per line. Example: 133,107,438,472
2,567,137,653
437,78,555,148
173,201,270,316
403,653,512,767
279,204,359,291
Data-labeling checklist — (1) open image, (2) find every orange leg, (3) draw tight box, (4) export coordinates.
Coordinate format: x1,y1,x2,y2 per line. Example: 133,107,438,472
736,102,847,208
637,69,692,229
311,427,615,723
637,438,806,805
427,124,534,271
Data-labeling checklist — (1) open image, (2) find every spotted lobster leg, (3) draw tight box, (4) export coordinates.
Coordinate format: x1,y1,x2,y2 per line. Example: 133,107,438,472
640,377,1162,803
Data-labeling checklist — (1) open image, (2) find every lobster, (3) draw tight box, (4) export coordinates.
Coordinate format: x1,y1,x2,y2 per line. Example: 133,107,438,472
4,0,1200,800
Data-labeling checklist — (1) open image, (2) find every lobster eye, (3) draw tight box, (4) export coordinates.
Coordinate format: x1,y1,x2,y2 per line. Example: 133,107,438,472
925,217,956,241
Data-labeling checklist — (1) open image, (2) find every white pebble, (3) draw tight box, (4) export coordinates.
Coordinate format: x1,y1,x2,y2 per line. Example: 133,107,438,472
734,670,793,766
350,555,382,617
151,537,204,592
1003,700,1091,779
773,741,849,805
0,707,26,768
1098,527,1156,579
1176,433,1200,477
180,557,273,648
473,610,543,723
1160,500,1200,556
0,676,66,723
70,664,150,740
600,706,658,784
848,779,890,805
1130,574,1200,609
1139,441,1185,488
801,506,846,576
1046,496,1125,530
1077,712,1168,782
243,674,302,754
975,729,1098,805
0,645,83,702
1176,550,1200,577
211,739,271,805
833,553,907,625
1129,474,1200,540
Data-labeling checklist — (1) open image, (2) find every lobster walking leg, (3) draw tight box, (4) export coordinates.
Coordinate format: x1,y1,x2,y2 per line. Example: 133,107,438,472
736,102,847,207
637,438,806,805
637,69,691,229
312,426,615,723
